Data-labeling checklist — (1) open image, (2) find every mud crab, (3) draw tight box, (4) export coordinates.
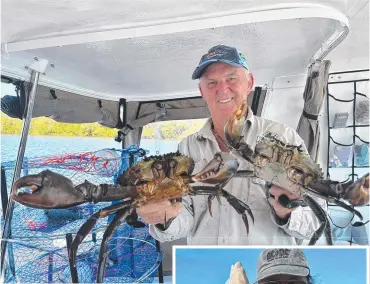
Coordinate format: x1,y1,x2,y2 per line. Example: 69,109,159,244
11,152,252,283
218,101,369,245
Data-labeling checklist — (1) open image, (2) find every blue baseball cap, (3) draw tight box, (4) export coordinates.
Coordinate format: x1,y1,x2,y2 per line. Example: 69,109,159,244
192,45,249,80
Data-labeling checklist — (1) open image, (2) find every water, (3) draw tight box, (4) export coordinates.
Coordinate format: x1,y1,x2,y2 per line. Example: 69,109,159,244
1,135,181,163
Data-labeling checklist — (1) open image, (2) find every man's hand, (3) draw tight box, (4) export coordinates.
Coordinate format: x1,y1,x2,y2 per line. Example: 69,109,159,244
136,200,182,226
268,185,300,221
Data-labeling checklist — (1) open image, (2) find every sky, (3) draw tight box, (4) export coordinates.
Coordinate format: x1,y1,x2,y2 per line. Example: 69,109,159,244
175,248,368,284
1,82,16,97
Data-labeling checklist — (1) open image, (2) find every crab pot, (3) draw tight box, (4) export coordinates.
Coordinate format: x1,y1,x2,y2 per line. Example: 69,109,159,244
1,147,146,239
0,147,163,283
3,228,163,283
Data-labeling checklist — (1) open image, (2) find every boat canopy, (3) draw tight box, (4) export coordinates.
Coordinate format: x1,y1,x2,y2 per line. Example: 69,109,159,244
0,0,361,145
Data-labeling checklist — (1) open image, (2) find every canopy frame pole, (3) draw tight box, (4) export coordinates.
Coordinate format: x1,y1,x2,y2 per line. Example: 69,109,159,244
0,57,49,282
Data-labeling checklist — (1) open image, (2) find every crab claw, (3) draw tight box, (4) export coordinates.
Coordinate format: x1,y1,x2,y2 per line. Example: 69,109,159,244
191,152,239,185
224,101,249,148
342,173,369,206
308,173,369,208
11,170,87,209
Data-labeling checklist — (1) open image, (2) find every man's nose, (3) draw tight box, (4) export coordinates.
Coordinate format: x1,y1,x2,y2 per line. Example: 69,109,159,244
217,80,230,93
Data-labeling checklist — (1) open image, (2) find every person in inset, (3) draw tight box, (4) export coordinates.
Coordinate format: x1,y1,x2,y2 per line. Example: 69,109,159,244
137,45,325,245
226,249,314,284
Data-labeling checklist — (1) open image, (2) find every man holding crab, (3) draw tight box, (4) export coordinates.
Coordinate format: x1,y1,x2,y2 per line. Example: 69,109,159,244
137,45,326,245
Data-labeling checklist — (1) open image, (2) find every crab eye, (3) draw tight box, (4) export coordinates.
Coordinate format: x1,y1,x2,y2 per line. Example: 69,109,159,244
304,174,314,185
287,167,304,183
293,167,304,175
169,160,177,168
257,154,270,166
153,163,163,170
260,154,269,160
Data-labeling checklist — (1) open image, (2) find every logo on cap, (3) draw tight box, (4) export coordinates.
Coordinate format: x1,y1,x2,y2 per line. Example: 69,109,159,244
205,51,217,59
266,249,291,262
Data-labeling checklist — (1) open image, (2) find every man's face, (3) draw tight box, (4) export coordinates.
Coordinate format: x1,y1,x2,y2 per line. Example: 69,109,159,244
198,62,254,119
259,274,308,284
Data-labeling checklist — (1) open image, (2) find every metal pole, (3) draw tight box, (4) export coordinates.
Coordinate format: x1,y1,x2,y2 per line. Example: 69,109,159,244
0,167,15,278
0,70,41,281
155,240,164,283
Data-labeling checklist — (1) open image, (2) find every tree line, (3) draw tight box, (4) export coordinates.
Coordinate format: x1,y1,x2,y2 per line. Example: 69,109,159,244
0,113,207,139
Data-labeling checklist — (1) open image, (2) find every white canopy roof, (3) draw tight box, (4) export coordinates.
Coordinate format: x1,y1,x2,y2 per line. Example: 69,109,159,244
1,0,354,101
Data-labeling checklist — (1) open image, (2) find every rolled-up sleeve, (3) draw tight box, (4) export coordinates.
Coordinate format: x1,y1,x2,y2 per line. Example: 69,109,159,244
270,197,327,240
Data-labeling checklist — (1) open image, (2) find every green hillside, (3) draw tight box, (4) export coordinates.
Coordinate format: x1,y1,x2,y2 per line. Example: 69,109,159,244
0,113,207,139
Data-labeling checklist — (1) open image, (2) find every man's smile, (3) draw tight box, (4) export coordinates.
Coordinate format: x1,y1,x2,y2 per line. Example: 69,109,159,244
218,97,234,103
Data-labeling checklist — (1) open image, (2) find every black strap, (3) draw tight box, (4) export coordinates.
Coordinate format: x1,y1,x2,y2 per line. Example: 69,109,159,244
117,98,127,129
303,110,318,120
49,89,57,100
14,81,27,119
251,86,262,115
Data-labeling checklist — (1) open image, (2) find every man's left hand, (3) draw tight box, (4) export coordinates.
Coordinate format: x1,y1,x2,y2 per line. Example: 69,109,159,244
268,185,300,221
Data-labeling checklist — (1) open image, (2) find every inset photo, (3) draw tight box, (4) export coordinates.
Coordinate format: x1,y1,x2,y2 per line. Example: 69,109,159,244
174,247,368,284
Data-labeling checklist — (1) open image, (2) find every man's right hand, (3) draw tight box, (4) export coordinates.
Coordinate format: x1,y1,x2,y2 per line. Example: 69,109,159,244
136,200,183,226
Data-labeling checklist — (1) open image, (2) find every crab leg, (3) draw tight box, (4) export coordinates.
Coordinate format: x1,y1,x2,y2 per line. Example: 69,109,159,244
190,185,254,234
207,195,222,217
96,206,132,283
303,195,333,245
125,209,147,228
331,199,363,219
302,185,363,220
68,201,132,283
187,150,258,234
221,189,254,234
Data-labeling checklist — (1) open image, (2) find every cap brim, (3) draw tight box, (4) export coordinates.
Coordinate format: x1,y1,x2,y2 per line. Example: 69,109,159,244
253,265,309,283
191,59,244,80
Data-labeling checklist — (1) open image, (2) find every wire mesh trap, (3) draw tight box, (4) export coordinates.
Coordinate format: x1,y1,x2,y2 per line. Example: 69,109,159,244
4,226,162,283
1,146,164,283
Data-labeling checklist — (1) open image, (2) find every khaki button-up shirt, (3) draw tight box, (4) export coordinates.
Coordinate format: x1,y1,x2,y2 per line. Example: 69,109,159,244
149,107,326,245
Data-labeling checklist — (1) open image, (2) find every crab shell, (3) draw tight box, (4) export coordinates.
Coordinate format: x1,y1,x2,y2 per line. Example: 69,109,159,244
225,101,323,198
253,132,324,197
118,152,195,206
